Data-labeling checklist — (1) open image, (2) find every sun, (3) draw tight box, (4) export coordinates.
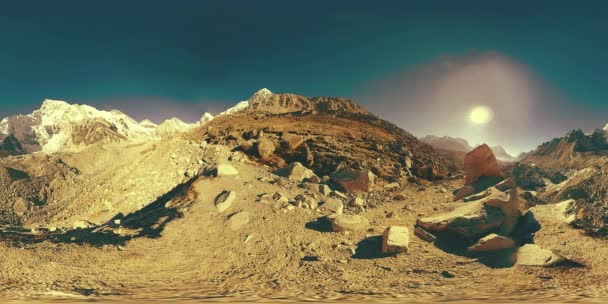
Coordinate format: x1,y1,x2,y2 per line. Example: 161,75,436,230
469,106,493,125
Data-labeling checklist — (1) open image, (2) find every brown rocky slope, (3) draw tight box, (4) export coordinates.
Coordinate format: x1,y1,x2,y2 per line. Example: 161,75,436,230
188,91,458,184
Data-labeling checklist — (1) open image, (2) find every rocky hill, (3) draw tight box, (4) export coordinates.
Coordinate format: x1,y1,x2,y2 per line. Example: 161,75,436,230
521,129,608,168
192,89,458,183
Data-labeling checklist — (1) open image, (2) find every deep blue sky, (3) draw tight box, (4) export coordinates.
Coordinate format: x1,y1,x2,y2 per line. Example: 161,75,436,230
1,1,607,152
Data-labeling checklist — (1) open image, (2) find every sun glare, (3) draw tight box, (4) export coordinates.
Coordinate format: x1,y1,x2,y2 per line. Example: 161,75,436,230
470,106,493,125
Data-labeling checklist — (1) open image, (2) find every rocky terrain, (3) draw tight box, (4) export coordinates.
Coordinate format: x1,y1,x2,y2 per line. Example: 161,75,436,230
0,89,607,303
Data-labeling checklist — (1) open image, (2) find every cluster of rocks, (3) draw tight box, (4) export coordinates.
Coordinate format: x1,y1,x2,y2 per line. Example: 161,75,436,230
416,144,572,267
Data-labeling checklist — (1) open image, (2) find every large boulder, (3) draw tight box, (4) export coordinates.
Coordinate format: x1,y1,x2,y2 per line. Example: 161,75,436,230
327,214,370,232
464,144,503,186
330,168,376,193
417,187,520,240
382,226,410,254
274,162,318,182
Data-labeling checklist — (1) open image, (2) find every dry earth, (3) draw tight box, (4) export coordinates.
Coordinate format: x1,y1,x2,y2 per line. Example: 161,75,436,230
1,143,608,303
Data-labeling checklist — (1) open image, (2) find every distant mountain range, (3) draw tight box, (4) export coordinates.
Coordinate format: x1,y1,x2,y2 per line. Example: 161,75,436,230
0,99,214,155
520,128,608,168
420,135,516,162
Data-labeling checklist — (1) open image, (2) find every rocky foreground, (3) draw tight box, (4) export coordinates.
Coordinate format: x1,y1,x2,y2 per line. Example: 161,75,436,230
1,90,608,302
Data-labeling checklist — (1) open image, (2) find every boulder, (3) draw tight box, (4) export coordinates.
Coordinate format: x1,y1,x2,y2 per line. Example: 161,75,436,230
327,214,370,232
453,186,476,202
467,233,515,253
281,133,305,150
464,144,503,186
321,198,343,214
417,187,520,240
212,163,239,177
215,191,237,213
494,178,516,192
274,162,318,182
256,138,276,158
382,226,410,254
330,168,376,193
515,244,566,267
228,211,250,230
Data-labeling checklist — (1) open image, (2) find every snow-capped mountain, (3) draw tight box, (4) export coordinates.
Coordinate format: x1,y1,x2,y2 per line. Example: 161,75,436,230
0,99,215,155
219,88,274,116
155,118,198,137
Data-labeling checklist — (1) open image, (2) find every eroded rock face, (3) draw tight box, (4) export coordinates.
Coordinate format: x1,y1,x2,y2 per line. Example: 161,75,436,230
464,144,503,186
330,168,375,193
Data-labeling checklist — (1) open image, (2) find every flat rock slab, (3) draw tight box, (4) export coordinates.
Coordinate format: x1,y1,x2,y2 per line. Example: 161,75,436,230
215,191,237,213
328,214,370,232
382,226,409,254
515,244,566,267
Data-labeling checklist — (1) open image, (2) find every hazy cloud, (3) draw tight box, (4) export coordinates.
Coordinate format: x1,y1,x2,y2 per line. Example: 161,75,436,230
355,52,607,155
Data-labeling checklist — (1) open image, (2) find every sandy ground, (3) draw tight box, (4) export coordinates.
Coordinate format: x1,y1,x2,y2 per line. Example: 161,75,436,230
1,147,608,303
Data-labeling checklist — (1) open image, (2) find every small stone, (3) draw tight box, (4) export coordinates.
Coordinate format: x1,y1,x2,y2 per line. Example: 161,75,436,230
441,271,455,278
349,197,365,207
384,182,400,189
228,211,250,230
215,191,237,213
213,163,239,177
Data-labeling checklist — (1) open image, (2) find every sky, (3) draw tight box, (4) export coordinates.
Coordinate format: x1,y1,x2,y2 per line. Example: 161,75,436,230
1,0,607,154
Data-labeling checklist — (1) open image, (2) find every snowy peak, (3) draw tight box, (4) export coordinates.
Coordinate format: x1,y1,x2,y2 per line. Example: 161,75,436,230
140,119,158,129
248,88,273,104
219,88,274,116
199,112,214,125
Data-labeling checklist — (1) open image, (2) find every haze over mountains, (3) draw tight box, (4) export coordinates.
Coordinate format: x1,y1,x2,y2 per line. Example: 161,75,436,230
420,135,517,162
